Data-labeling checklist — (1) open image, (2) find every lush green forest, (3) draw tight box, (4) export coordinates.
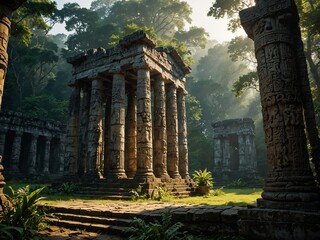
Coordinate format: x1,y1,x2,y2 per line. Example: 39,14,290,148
4,0,320,176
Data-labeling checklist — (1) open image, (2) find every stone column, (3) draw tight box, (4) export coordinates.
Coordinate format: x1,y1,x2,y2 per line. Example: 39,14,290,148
10,131,22,174
28,134,38,175
177,89,189,179
104,94,112,177
240,0,320,210
153,75,169,179
109,72,127,179
42,136,51,174
238,134,246,170
58,136,66,175
222,136,230,170
0,129,6,156
87,78,104,179
126,89,137,178
79,83,91,175
166,83,180,179
65,84,81,177
0,1,25,109
135,68,154,179
213,137,223,168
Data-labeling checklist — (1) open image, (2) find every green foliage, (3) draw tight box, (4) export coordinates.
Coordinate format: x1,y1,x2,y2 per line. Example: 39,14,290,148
232,71,259,97
152,186,172,201
226,179,248,189
0,224,24,240
0,186,46,230
192,169,214,188
17,95,68,122
125,212,192,240
130,185,148,201
58,182,77,195
210,187,225,197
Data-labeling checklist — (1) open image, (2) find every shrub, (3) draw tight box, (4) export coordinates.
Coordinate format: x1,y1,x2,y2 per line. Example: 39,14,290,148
125,211,192,240
58,182,77,194
130,185,148,201
0,185,47,239
210,187,225,196
152,186,172,201
192,169,214,188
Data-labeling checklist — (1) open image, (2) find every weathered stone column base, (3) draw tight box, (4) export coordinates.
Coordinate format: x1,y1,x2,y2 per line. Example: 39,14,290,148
238,208,320,240
84,170,103,181
108,170,127,180
134,170,155,182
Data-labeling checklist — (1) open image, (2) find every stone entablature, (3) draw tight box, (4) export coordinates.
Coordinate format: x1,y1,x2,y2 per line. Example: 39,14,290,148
212,118,257,181
0,110,66,177
66,31,190,181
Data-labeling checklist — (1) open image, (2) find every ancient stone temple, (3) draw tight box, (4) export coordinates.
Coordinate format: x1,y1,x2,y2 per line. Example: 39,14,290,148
65,31,192,196
238,0,320,238
0,111,66,178
212,118,257,182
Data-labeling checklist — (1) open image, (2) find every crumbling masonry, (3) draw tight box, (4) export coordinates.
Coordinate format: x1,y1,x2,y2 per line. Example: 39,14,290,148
65,31,190,187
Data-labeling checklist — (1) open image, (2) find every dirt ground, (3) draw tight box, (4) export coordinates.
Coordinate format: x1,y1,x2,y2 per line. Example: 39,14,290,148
39,226,125,240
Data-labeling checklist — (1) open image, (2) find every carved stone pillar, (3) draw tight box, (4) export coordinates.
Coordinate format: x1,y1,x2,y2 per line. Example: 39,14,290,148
65,84,81,177
135,68,154,179
87,78,104,178
153,75,169,179
177,89,189,179
240,0,320,210
0,129,6,156
79,83,91,176
166,83,180,179
238,134,246,170
59,136,66,174
213,137,222,168
222,136,230,171
28,134,38,175
42,136,51,174
10,131,22,174
126,89,137,178
0,1,26,109
103,94,112,176
109,72,127,179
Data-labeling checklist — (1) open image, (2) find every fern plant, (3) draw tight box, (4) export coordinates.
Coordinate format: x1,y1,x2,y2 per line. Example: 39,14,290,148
0,185,46,229
130,185,148,201
125,212,192,240
192,169,214,187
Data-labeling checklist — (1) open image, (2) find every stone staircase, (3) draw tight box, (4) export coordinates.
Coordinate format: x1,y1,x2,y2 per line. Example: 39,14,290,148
46,206,130,235
74,178,196,200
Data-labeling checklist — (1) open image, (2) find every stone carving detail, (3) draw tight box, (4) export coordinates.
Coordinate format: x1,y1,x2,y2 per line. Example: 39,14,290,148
240,0,320,210
66,31,191,183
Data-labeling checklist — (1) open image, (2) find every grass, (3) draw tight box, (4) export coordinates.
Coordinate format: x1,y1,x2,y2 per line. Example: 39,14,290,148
3,180,262,206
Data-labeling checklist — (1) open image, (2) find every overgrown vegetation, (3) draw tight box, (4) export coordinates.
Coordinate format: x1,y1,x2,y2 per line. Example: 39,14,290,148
0,185,47,239
130,185,148,201
125,212,192,240
192,169,214,188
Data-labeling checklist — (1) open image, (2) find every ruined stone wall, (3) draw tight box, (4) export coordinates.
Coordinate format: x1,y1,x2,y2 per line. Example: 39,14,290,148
0,110,66,178
212,118,257,183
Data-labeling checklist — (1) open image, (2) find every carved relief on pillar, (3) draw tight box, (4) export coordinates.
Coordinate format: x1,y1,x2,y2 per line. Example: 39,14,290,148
28,134,38,175
79,82,91,176
104,94,112,176
10,131,23,174
153,75,169,179
238,134,246,170
43,136,52,174
213,137,222,168
65,84,81,177
240,0,320,209
177,89,189,179
222,136,230,171
126,89,137,178
166,83,180,179
87,78,104,178
109,72,127,179
136,68,154,178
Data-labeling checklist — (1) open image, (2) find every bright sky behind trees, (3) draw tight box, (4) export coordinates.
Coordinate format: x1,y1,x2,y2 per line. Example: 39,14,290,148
52,0,246,43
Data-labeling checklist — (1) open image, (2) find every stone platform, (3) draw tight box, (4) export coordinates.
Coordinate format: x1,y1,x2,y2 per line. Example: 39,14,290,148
43,201,244,236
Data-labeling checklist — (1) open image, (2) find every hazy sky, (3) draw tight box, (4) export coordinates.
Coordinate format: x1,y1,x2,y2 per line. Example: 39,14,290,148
52,0,246,43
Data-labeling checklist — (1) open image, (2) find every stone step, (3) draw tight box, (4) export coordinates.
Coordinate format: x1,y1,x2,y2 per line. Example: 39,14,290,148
47,217,126,235
52,212,131,226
